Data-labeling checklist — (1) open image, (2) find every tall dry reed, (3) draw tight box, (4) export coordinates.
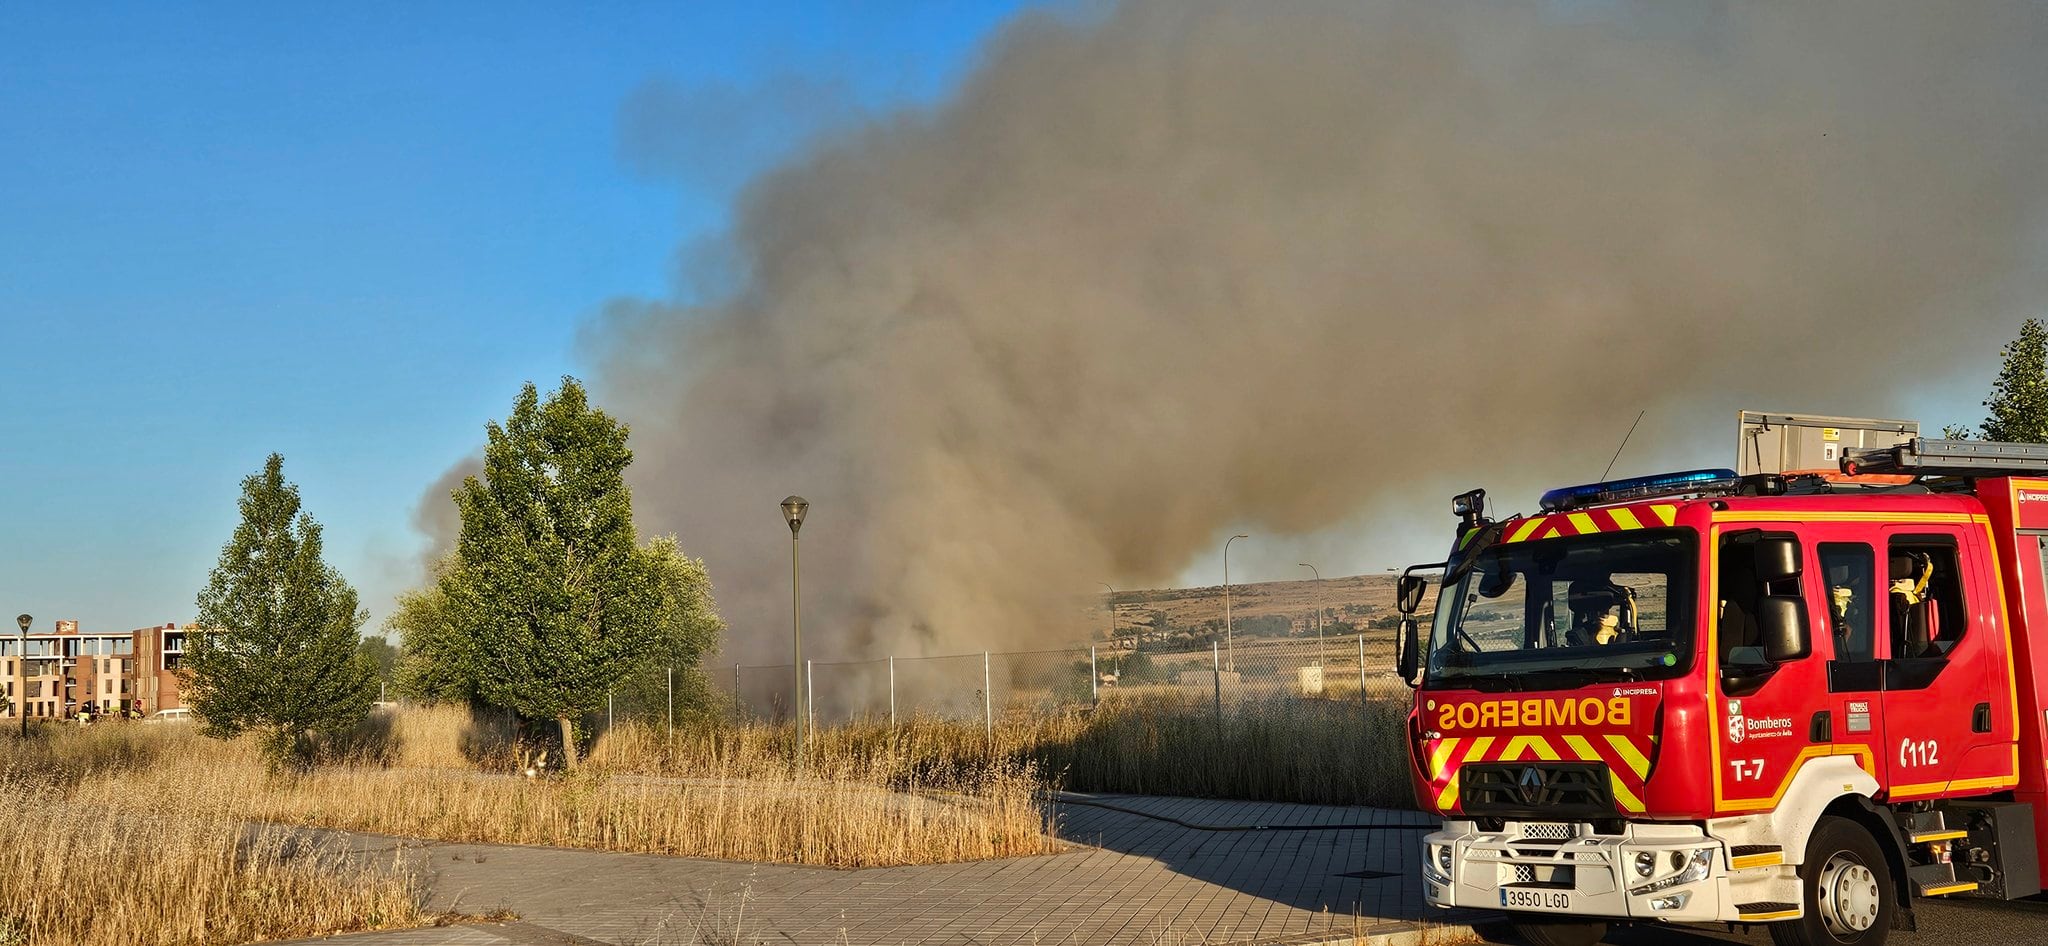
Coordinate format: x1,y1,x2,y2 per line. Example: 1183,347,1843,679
17,709,1054,871
0,770,420,946
585,694,1416,808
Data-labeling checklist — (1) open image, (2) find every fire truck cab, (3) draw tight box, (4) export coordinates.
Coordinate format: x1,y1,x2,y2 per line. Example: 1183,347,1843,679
1400,439,2048,946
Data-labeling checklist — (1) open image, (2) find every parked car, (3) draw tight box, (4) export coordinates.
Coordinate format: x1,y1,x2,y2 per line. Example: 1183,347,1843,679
144,708,192,723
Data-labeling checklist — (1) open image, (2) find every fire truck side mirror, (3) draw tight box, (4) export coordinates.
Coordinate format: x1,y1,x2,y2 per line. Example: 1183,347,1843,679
1397,616,1421,686
1397,575,1428,614
1758,595,1812,663
1754,537,1802,584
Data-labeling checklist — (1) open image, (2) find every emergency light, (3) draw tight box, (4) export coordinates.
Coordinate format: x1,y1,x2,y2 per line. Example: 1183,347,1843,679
1538,468,1741,513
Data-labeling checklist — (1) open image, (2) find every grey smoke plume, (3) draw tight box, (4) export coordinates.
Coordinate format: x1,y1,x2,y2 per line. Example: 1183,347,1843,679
577,0,2048,662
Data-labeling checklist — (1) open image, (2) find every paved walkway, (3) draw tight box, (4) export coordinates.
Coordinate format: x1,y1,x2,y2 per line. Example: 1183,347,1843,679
292,793,1470,946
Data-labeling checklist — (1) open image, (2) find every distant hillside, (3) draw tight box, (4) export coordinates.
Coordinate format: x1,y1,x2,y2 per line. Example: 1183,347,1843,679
1085,573,1416,652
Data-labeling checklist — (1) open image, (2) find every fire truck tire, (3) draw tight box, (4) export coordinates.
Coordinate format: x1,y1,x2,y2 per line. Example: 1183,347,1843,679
1510,918,1609,946
1769,816,1894,946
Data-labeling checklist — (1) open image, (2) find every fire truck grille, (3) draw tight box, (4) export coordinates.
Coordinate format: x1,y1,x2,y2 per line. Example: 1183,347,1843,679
1518,822,1579,841
1460,762,1614,819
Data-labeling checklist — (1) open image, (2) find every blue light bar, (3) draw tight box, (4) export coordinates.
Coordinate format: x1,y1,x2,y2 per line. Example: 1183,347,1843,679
1538,468,1741,513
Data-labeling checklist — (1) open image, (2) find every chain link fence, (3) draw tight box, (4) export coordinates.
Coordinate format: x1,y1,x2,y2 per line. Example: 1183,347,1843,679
710,629,1413,731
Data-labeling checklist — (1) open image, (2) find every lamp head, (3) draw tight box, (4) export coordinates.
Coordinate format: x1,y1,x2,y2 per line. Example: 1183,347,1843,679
781,496,810,535
15,614,29,633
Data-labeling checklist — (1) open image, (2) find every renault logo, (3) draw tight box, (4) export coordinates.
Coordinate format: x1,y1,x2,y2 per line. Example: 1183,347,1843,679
1517,766,1544,804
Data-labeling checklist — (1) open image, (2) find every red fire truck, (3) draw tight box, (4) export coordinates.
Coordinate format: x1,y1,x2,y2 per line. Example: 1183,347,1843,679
1395,438,2048,946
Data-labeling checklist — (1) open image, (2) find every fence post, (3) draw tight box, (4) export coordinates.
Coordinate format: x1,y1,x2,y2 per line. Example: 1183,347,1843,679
1211,640,1223,737
806,659,815,733
888,655,897,731
983,651,994,744
667,667,675,737
1090,645,1098,701
607,690,613,734
1358,634,1367,700
731,665,740,724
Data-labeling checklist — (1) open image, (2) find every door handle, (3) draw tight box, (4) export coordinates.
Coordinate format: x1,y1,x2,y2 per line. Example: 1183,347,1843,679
1810,711,1832,743
1973,702,1993,734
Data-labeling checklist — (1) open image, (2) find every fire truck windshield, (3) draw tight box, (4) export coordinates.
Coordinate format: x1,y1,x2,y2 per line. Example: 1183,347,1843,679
1426,529,1698,688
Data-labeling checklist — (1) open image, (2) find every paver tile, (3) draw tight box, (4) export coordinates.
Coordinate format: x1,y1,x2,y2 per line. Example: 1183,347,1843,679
285,793,1447,946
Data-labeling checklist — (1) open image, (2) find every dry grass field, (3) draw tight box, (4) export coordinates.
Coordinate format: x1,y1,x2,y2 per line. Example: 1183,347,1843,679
1,729,422,946
0,692,1412,945
590,693,1415,809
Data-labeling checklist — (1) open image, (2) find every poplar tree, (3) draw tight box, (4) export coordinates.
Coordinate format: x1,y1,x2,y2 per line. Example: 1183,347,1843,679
444,378,690,767
389,560,483,705
188,454,376,766
1979,318,2048,443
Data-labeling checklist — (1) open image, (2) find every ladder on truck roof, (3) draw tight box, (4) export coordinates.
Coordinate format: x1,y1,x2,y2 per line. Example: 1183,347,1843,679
1842,438,2048,478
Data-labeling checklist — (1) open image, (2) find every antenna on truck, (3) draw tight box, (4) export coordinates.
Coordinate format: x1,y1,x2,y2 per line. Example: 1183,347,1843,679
1601,411,1647,481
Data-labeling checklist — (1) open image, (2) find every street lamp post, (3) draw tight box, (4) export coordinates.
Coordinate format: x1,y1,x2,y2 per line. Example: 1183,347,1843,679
1223,534,1248,672
781,496,809,760
1099,582,1119,681
1098,582,1117,644
15,614,30,737
1299,563,1322,667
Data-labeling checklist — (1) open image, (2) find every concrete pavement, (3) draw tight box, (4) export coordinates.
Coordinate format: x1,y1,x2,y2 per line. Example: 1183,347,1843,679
286,792,1476,946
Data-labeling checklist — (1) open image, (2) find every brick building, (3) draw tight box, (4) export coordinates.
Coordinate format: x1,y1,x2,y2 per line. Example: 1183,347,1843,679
1,620,187,720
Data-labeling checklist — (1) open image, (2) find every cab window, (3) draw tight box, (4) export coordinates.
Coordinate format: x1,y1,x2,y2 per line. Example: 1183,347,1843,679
1818,543,1877,663
1717,530,1804,666
1887,535,1967,659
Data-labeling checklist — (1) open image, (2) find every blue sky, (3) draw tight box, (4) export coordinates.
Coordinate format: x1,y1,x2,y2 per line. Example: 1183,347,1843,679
0,2,1034,634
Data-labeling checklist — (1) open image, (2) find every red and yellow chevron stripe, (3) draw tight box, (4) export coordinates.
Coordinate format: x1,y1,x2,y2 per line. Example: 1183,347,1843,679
1498,503,1679,545
1426,731,1658,813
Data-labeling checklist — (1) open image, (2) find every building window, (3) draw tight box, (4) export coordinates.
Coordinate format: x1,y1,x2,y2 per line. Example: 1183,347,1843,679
113,639,133,655
121,659,133,675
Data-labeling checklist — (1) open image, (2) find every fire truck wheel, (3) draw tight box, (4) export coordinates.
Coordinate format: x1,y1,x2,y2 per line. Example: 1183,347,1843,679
1510,918,1609,946
1769,816,1894,946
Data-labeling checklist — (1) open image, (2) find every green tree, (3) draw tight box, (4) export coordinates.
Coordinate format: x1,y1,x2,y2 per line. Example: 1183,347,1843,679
187,454,376,766
357,634,397,695
443,378,719,766
1978,318,2048,443
389,555,485,705
607,536,726,723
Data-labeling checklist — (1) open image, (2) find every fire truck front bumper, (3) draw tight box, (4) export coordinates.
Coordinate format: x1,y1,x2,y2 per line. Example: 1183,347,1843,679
1423,820,1728,924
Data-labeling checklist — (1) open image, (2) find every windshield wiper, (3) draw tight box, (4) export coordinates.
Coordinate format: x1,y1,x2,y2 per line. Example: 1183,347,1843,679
1434,672,1525,693
1436,663,1643,693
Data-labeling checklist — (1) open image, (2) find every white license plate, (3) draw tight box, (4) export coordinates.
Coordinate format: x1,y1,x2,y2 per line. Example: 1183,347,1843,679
1500,888,1573,911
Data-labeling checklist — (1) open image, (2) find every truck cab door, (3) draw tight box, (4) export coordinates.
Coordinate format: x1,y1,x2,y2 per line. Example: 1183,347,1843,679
1714,529,1832,812
1818,541,1886,781
1878,528,2011,800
